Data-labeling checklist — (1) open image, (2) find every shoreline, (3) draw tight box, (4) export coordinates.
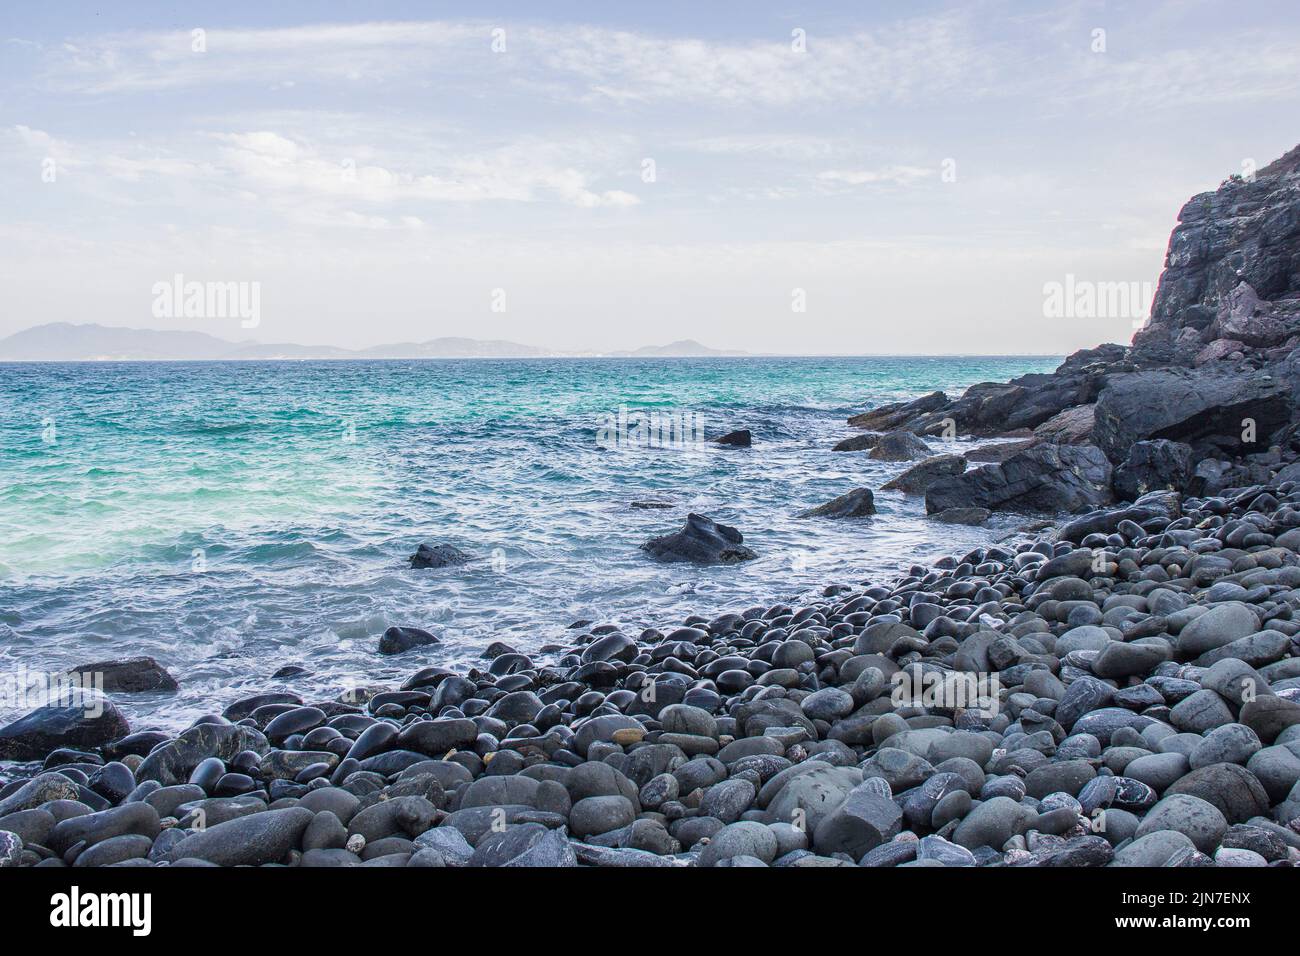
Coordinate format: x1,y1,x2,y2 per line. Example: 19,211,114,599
3,486,1298,867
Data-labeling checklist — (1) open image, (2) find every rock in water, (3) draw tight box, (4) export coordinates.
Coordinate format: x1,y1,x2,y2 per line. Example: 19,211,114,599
832,433,880,452
379,626,441,656
868,430,932,461
641,513,757,564
797,488,876,519
0,691,130,760
924,442,1112,515
848,391,947,430
881,455,966,494
711,429,751,447
931,507,990,525
66,657,178,693
408,543,473,569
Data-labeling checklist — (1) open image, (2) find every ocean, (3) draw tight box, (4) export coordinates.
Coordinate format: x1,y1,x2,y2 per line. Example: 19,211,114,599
0,356,1057,732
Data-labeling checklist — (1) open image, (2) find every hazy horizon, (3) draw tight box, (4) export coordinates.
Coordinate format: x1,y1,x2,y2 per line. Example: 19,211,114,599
0,320,1067,359
3,1,1299,354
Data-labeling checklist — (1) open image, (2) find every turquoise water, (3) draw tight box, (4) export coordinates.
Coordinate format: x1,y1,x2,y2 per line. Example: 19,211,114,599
0,356,1057,732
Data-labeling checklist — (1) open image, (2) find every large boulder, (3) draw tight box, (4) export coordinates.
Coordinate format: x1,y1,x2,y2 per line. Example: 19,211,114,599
881,455,966,494
924,442,1112,515
136,723,270,786
1032,404,1095,444
797,488,876,519
1092,368,1290,464
0,691,130,760
1111,439,1194,500
848,391,947,430
832,433,880,452
868,431,932,461
66,657,178,693
379,625,441,656
641,513,756,564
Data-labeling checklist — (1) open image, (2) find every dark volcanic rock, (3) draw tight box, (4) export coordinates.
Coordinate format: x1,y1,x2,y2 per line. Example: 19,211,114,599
165,807,314,866
1093,368,1290,464
848,390,946,430
832,433,880,452
967,440,1037,462
881,454,966,494
797,488,876,519
409,543,474,569
869,431,932,461
379,626,441,656
1111,439,1194,500
136,723,269,786
925,442,1112,515
67,657,178,693
641,513,757,564
1133,153,1300,366
0,691,130,760
711,429,752,447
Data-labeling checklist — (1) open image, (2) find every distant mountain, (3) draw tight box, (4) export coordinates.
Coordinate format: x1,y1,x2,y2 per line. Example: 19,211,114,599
0,323,560,361
0,323,748,361
609,339,746,357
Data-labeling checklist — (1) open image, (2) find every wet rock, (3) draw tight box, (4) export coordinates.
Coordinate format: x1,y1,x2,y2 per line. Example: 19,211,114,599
711,429,751,447
925,442,1112,515
881,454,967,494
379,625,441,655
869,430,932,461
408,542,474,569
0,691,130,760
66,657,178,693
797,488,876,519
641,513,757,565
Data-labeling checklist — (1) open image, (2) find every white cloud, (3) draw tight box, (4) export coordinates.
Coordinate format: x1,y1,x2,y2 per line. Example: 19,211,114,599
6,124,640,216
38,15,996,107
818,166,934,186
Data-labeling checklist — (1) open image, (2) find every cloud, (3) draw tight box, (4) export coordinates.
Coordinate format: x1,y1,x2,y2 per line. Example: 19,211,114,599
5,124,640,218
818,166,934,187
37,15,996,108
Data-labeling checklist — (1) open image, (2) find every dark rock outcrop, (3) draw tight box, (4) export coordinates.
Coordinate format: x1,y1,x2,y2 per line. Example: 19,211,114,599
409,543,474,569
0,692,131,761
844,145,1300,506
1112,439,1194,500
641,513,756,564
67,657,178,693
925,443,1112,515
848,391,946,430
797,488,876,519
881,454,966,494
868,431,931,461
1092,368,1289,464
832,433,880,452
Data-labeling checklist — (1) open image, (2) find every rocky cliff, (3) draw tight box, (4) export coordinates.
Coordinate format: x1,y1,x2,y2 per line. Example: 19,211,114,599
847,143,1300,514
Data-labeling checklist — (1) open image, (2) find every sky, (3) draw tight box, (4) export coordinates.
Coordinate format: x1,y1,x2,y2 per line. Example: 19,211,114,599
1,0,1298,355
